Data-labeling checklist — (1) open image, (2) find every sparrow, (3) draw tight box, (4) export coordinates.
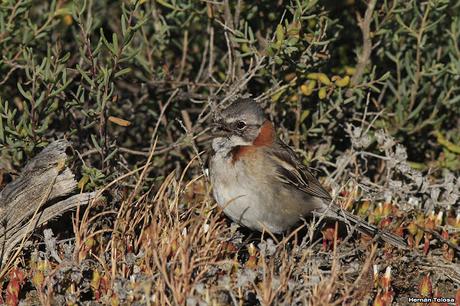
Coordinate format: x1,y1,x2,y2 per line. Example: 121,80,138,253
209,98,407,248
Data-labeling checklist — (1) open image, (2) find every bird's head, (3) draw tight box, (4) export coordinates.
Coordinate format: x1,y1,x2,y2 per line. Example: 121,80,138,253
211,99,274,151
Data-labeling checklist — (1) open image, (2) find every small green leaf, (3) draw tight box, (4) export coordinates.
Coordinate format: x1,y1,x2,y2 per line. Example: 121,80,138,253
77,65,95,87
114,68,132,78
17,83,32,101
112,33,119,51
275,24,284,48
300,110,310,123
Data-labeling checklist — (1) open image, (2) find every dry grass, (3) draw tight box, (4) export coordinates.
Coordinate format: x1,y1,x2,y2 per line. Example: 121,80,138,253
1,112,459,305
2,150,459,305
1,108,459,305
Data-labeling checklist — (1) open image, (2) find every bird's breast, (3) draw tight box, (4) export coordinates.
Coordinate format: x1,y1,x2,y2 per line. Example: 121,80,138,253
209,150,302,233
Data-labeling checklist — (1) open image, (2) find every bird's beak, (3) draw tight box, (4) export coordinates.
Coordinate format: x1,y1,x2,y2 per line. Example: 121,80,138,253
210,120,231,137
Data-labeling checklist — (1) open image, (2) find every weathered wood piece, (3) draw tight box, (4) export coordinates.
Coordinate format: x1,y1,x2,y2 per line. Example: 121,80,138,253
0,140,96,264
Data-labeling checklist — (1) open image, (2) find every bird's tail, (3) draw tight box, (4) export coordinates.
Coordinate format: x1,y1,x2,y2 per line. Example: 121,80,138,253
323,206,407,249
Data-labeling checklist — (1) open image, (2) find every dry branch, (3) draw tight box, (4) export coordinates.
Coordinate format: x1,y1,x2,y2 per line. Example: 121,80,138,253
346,0,377,97
0,140,96,265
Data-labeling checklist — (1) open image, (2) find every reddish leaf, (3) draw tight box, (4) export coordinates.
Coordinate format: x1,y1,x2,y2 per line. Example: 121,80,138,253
423,236,430,255
380,266,392,292
419,274,432,297
6,268,25,306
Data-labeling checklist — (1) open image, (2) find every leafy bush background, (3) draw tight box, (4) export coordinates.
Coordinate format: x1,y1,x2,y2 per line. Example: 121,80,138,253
2,0,459,178
0,0,459,304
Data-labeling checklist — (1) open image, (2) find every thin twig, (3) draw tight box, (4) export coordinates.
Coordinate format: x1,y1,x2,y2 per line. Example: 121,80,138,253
346,0,377,97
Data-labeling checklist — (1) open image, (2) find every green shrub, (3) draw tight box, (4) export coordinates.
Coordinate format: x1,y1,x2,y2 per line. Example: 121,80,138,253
1,0,459,179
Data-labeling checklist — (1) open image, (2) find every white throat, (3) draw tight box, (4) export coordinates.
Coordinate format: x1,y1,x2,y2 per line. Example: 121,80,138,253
212,137,234,156
212,135,252,156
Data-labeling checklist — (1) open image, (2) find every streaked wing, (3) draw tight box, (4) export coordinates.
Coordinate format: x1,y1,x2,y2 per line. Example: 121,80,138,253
268,139,332,202
266,140,408,249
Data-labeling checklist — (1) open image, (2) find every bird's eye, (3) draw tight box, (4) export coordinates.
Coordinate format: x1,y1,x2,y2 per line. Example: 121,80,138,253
236,121,247,130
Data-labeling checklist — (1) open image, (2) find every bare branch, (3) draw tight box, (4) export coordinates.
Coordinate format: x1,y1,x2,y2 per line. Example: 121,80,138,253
347,0,377,97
